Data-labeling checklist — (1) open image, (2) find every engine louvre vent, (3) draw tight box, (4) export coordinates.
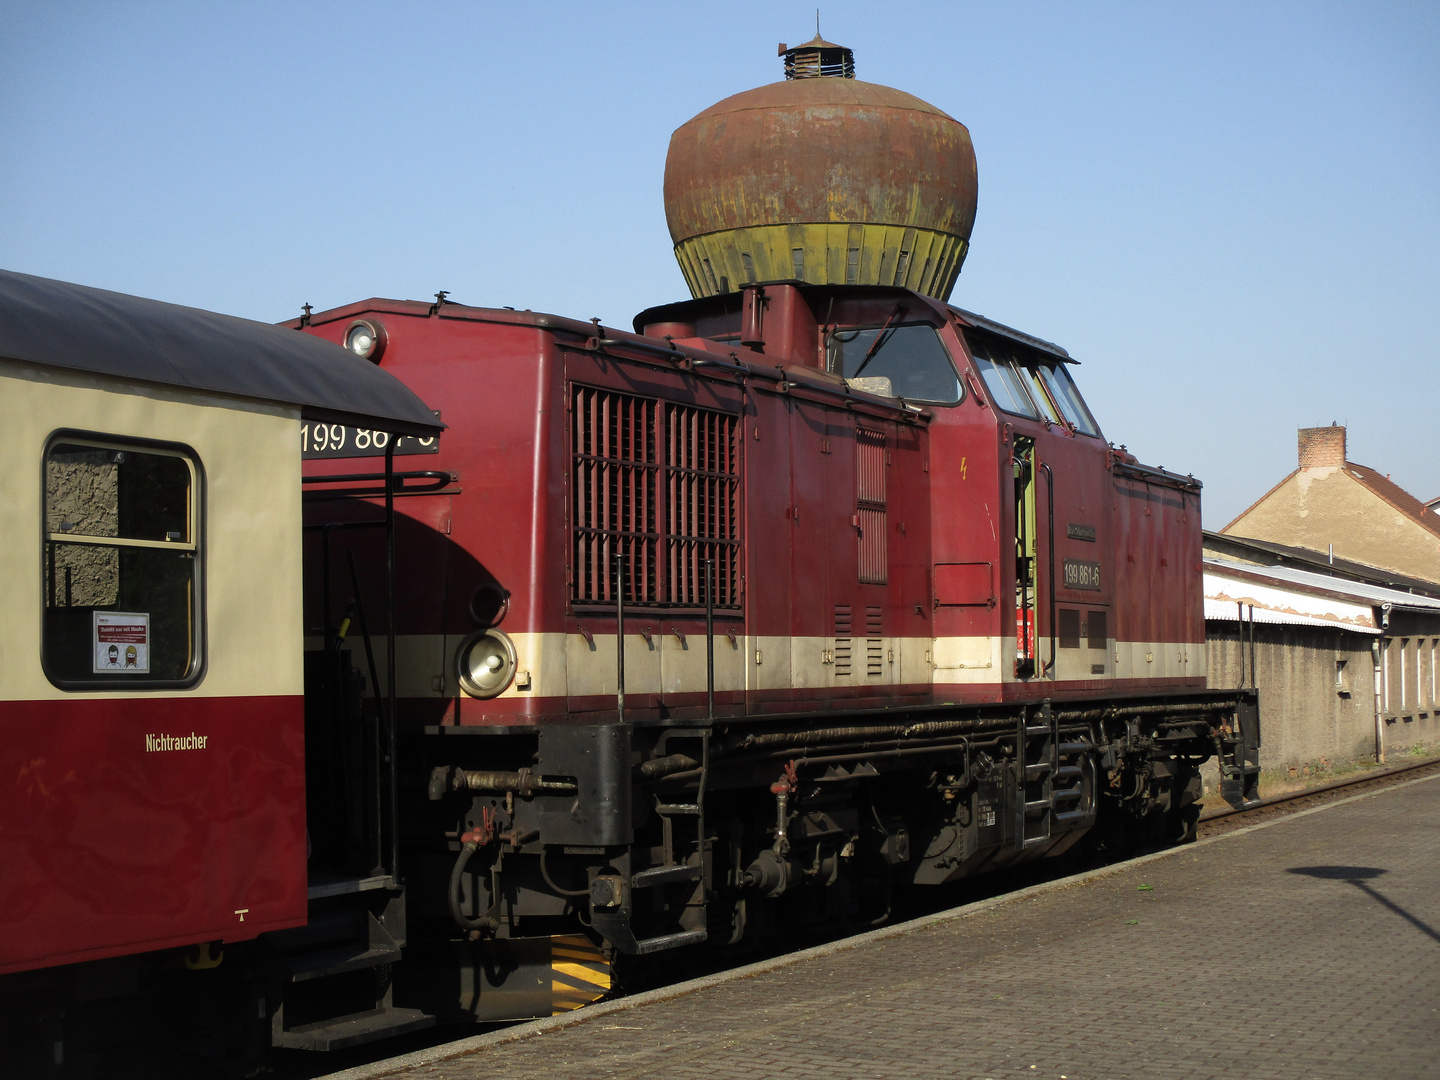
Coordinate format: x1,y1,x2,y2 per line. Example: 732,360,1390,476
571,385,740,608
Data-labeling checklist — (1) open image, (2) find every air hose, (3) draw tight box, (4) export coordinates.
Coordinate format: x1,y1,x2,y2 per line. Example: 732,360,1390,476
449,818,499,933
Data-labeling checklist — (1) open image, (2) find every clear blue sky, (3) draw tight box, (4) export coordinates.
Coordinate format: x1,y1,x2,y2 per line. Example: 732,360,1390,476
3,1,1436,526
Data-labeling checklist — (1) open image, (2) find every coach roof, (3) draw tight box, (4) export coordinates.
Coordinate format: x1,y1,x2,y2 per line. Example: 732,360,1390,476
0,269,442,437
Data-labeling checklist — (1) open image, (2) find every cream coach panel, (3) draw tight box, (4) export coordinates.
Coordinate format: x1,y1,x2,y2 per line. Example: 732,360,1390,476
0,362,303,702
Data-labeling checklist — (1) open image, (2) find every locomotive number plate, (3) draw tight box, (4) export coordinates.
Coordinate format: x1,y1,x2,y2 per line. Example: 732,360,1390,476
301,422,439,459
1063,558,1102,591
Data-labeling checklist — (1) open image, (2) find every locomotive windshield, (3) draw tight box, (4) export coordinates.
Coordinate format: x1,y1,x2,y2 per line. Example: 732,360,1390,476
968,334,1100,437
826,323,961,404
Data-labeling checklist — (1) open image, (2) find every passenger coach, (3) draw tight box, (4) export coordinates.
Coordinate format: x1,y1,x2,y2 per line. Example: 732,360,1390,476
0,269,441,1071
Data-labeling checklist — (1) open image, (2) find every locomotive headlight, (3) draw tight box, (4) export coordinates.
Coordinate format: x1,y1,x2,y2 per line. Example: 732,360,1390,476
344,319,387,362
455,629,517,698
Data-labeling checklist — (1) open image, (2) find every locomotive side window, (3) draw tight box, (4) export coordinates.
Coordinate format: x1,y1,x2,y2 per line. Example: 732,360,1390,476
42,436,203,688
826,324,961,405
967,334,1102,437
1036,363,1100,437
1021,365,1062,424
968,339,1038,418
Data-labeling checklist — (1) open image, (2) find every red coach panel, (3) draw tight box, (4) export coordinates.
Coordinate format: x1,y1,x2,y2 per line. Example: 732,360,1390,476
0,697,306,975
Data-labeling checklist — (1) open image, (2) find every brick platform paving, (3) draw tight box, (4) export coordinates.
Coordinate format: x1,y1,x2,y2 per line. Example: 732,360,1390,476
339,775,1440,1080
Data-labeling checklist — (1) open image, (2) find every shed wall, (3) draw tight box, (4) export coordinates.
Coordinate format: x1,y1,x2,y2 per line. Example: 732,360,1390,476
1206,622,1376,771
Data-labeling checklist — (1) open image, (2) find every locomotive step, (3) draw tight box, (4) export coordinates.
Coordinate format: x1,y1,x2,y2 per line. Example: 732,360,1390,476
282,943,403,982
270,1005,434,1052
633,929,708,955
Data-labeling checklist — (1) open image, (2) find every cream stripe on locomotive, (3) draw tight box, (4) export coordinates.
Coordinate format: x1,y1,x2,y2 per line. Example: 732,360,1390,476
0,362,304,702
311,632,1203,700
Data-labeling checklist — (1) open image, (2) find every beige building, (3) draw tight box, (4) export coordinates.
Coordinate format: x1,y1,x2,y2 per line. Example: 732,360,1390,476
1204,553,1440,776
1223,425,1440,587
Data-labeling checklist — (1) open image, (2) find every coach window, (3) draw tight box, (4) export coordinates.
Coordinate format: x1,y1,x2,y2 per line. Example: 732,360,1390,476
42,436,203,688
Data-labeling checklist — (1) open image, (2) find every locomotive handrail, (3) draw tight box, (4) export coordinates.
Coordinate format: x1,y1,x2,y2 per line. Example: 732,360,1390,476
1110,457,1202,492
345,548,386,876
1040,461,1057,679
615,549,626,726
301,469,456,498
385,440,400,881
558,334,928,424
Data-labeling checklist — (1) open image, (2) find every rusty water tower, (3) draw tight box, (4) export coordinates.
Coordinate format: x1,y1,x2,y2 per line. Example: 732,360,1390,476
663,35,978,302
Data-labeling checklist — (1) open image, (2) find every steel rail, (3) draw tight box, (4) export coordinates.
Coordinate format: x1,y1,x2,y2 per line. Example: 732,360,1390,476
1199,755,1440,823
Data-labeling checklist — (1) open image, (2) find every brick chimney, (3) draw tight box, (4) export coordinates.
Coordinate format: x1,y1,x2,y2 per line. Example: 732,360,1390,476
1298,424,1346,468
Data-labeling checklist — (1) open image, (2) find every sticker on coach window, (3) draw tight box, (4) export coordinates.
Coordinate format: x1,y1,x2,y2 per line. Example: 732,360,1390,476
94,611,150,673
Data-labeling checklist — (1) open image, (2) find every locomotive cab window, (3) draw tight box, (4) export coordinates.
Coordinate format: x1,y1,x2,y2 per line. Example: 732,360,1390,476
1036,362,1100,436
967,334,1102,437
826,323,961,404
968,337,1038,418
42,436,203,688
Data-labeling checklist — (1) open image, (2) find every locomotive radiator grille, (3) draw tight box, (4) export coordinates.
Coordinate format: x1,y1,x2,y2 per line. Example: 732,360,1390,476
571,385,740,607
572,386,659,604
834,605,852,676
666,403,740,607
856,427,887,584
866,606,884,676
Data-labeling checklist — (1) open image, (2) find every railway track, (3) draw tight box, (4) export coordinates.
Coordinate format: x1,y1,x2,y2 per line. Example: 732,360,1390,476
1197,754,1440,838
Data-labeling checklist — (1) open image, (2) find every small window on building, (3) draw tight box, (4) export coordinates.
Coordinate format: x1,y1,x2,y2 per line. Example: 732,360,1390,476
1335,658,1350,696
43,435,203,688
1400,639,1409,710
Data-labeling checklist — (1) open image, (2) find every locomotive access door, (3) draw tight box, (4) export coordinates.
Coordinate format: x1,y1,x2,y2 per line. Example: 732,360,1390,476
789,400,839,702
1046,436,1115,684
745,392,796,710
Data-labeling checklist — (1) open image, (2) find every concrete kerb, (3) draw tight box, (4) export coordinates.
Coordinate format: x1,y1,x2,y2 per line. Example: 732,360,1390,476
320,771,1440,1080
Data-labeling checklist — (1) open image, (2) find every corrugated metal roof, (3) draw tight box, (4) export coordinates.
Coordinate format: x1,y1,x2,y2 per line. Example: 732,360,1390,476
1204,558,1440,635
1202,530,1440,597
0,269,443,436
1202,596,1379,634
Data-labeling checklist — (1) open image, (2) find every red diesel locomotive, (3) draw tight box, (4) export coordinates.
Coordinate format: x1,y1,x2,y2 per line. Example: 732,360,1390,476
282,35,1257,1041
291,278,1258,1020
